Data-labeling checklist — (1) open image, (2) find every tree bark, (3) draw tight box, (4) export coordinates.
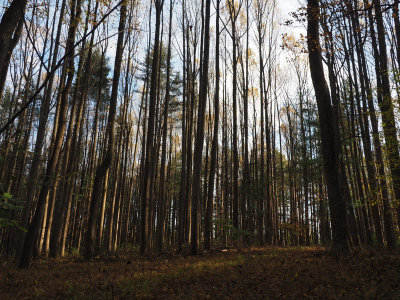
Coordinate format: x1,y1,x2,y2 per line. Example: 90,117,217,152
307,0,348,252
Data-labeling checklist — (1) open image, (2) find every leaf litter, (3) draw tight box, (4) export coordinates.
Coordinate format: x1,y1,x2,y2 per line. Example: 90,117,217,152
1,247,399,299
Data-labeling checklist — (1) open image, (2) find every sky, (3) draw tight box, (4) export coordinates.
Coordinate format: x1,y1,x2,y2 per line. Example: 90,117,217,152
0,0,307,107
279,0,303,18
278,0,307,37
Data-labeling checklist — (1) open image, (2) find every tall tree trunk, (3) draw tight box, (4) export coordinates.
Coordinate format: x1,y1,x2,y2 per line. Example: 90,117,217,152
141,0,163,255
191,0,211,255
19,0,82,268
204,0,220,251
228,1,241,236
177,0,187,253
363,0,396,247
0,0,27,101
372,0,400,227
84,1,127,260
156,0,174,252
307,0,348,252
19,0,67,257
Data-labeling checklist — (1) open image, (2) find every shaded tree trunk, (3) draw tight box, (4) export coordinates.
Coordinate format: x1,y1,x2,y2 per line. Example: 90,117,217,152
307,0,348,252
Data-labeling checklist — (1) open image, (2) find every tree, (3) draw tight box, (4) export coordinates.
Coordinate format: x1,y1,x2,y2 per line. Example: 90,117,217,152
307,0,348,252
0,0,27,101
190,0,211,255
85,1,127,260
141,0,164,255
204,0,220,251
19,0,83,268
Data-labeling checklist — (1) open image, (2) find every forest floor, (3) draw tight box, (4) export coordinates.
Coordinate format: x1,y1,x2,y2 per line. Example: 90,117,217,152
1,246,400,299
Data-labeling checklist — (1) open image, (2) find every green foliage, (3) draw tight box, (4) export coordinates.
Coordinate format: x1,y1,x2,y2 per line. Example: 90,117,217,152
0,87,14,120
70,247,80,256
0,192,26,232
137,44,182,116
87,48,112,106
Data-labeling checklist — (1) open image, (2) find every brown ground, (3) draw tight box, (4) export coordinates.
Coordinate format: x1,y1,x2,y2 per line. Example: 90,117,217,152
1,247,399,299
